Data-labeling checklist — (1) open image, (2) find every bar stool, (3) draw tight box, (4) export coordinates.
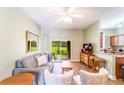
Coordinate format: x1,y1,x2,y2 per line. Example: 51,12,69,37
88,55,96,71
93,57,106,71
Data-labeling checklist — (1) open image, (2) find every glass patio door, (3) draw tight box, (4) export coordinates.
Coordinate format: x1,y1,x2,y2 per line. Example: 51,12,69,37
51,41,71,60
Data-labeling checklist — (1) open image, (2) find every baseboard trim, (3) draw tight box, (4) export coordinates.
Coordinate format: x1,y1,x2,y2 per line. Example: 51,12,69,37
70,60,80,62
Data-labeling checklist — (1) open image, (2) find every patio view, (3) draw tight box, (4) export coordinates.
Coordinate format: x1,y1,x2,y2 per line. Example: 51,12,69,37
51,41,70,59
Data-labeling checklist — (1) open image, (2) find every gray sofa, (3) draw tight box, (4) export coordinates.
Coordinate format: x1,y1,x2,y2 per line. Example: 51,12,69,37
13,53,54,85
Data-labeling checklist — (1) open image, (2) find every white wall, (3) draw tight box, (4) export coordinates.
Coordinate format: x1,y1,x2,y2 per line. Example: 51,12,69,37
84,21,100,54
40,28,50,54
48,29,84,61
0,8,41,80
113,26,124,36
101,29,114,36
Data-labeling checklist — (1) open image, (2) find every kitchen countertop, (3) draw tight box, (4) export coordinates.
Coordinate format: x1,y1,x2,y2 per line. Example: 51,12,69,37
98,51,124,57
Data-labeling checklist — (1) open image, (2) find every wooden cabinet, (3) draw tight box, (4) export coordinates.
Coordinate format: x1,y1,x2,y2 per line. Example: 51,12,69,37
110,36,118,46
118,35,124,46
80,53,89,65
116,57,124,79
110,35,124,46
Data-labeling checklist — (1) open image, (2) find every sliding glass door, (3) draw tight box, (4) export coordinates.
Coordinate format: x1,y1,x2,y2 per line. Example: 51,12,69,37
51,41,71,60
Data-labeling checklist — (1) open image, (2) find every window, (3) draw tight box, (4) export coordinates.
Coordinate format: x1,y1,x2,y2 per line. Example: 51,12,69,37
51,41,71,60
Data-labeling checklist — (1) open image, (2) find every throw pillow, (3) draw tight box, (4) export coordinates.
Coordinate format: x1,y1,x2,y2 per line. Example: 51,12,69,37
22,56,37,68
36,55,48,66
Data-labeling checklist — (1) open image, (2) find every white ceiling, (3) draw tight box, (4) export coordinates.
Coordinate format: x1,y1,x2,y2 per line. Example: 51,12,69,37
21,7,124,30
100,7,124,29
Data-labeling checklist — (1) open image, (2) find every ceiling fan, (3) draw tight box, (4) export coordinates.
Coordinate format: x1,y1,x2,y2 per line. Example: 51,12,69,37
56,7,84,24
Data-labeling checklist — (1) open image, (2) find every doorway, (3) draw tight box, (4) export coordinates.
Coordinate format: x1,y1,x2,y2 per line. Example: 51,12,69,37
51,41,71,60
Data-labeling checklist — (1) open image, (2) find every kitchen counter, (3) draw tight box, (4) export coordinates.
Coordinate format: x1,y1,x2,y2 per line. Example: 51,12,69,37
96,52,124,80
99,51,124,57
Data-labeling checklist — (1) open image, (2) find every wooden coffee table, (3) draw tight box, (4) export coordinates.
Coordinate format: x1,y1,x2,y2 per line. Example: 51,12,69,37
0,73,35,85
62,60,73,74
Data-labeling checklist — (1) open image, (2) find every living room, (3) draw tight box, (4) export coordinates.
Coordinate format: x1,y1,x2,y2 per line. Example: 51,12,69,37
0,7,124,86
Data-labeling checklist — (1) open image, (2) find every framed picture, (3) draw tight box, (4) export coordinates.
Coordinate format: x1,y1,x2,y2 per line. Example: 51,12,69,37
26,31,39,52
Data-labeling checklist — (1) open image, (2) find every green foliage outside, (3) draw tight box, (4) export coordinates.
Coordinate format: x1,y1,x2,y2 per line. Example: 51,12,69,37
51,47,68,59
31,47,37,51
31,41,37,51
51,41,69,59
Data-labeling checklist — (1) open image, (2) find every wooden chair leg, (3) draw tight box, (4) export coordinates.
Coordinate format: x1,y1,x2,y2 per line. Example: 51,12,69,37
92,62,95,72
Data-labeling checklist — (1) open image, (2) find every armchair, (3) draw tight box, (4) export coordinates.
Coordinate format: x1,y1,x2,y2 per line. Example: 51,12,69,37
44,70,74,85
73,68,109,85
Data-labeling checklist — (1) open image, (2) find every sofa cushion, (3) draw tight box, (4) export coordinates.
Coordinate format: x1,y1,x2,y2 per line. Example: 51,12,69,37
22,56,37,68
47,61,53,66
37,61,54,72
36,55,48,66
15,60,24,68
33,53,41,67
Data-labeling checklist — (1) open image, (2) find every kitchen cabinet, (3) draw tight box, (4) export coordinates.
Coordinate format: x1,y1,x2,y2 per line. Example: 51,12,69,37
118,35,124,46
110,35,124,46
110,36,118,46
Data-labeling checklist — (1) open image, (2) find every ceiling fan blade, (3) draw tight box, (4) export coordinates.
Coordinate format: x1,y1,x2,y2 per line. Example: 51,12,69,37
56,16,65,23
56,12,65,15
64,16,72,24
70,14,84,18
67,7,75,14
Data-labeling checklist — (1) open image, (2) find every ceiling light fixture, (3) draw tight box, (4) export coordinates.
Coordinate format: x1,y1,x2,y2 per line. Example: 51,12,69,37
118,22,124,28
118,24,123,28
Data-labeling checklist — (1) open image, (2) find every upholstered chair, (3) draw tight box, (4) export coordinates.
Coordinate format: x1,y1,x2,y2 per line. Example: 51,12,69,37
44,70,74,85
73,68,109,85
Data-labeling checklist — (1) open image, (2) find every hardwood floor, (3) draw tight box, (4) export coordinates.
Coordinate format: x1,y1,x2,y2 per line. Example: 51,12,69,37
71,61,124,85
